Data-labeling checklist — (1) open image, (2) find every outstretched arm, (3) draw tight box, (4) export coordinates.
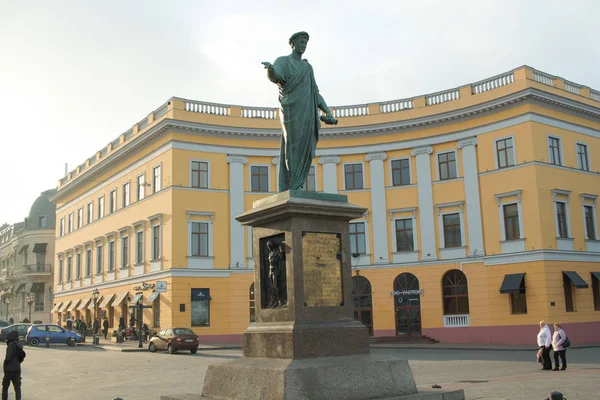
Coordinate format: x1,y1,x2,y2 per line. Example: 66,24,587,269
262,61,282,84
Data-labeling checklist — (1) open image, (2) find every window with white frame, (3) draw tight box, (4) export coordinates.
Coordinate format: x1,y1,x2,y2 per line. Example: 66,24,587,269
58,258,63,283
87,202,93,224
548,136,562,166
303,165,316,191
66,255,72,281
75,252,81,279
98,196,104,219
391,159,411,186
60,218,65,237
394,219,414,251
344,164,364,190
552,189,571,239
153,165,162,193
191,222,209,257
123,182,130,207
495,137,515,169
68,213,73,233
495,190,525,242
581,195,598,241
437,202,465,249
108,240,115,271
85,248,92,277
437,152,457,180
349,222,366,254
135,229,144,264
121,235,129,268
137,174,146,200
38,216,47,228
151,224,161,260
110,190,117,213
191,161,209,189
96,244,103,274
576,143,590,171
250,165,269,192
77,208,83,229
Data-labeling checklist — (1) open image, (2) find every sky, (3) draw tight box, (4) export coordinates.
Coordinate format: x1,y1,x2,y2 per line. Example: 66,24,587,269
0,0,599,225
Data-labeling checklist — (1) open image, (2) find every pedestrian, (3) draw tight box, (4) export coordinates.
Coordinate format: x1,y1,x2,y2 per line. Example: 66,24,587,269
537,320,552,370
552,323,568,371
2,330,25,400
21,318,29,324
66,318,73,331
8,318,13,326
92,318,100,336
102,318,109,340
80,320,87,343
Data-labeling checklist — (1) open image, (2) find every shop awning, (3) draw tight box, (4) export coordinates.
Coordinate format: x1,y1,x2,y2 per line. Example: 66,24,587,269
563,271,589,288
18,245,28,254
129,293,143,305
15,284,26,293
592,272,600,280
146,291,160,303
500,273,526,294
58,301,71,313
99,294,115,309
112,292,129,307
30,282,45,292
50,302,63,313
77,297,91,310
191,288,211,301
67,299,81,312
32,243,47,253
88,296,102,310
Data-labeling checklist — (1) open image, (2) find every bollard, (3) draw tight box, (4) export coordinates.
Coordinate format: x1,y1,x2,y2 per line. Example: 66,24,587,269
45,335,50,348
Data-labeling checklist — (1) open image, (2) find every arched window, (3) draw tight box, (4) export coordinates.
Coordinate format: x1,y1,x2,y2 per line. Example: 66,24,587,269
352,276,373,335
249,283,255,323
442,269,469,315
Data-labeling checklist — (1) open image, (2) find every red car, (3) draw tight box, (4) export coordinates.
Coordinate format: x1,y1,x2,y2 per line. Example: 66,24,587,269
148,327,199,354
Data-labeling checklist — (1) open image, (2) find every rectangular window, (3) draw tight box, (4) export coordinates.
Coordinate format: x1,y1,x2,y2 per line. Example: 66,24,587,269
34,291,44,312
60,218,65,237
349,222,366,255
584,205,596,240
96,245,103,274
121,236,129,268
136,231,144,264
85,249,92,277
549,136,562,166
496,137,515,169
98,197,104,219
153,298,160,327
304,166,316,191
556,201,568,238
87,202,93,224
58,259,63,283
391,159,411,186
503,203,520,240
108,241,115,271
191,161,208,189
395,219,414,251
110,190,117,213
250,166,269,192
191,289,210,326
563,274,574,312
68,213,73,233
137,175,145,200
510,278,527,314
75,253,81,279
38,216,47,228
191,222,209,257
443,213,462,248
122,182,130,207
66,256,72,281
344,164,364,190
438,152,457,180
77,208,83,229
577,143,589,171
153,165,162,193
152,225,160,260
592,274,600,311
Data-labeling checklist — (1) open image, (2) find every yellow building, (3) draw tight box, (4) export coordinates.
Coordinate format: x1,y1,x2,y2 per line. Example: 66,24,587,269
50,66,600,344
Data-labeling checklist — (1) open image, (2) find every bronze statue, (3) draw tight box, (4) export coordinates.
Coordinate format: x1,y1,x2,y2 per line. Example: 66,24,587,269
262,31,338,193
265,240,286,308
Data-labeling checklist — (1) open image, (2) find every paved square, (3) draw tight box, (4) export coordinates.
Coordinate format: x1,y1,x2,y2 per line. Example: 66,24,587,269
11,345,600,399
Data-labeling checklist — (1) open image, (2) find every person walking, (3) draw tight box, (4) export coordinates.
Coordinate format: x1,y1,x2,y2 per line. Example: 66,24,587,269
537,320,552,370
2,330,24,400
552,323,568,371
80,320,87,343
102,318,109,340
92,318,100,336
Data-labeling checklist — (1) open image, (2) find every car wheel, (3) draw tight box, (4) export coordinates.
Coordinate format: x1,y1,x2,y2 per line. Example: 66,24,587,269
29,337,40,347
67,337,76,347
148,343,157,353
167,344,176,354
190,348,197,354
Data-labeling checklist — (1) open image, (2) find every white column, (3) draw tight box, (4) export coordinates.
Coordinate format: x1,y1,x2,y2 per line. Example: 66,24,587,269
227,155,247,269
272,157,280,192
457,138,485,256
366,152,389,264
411,146,437,261
318,156,340,194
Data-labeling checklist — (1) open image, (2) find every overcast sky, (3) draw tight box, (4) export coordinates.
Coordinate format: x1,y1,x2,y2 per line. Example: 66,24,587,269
0,0,598,225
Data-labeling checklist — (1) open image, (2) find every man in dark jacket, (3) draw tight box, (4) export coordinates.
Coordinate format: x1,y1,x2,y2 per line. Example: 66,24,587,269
3,330,23,400
102,318,109,339
92,318,100,335
80,320,87,342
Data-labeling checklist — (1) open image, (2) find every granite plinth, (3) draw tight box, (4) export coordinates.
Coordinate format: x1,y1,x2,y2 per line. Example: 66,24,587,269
200,354,420,400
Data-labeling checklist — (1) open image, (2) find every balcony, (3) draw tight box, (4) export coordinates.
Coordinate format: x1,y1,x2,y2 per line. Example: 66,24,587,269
443,314,470,327
20,264,53,276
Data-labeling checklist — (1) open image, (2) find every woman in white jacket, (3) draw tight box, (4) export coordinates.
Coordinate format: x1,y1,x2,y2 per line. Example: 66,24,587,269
537,320,552,370
552,323,568,371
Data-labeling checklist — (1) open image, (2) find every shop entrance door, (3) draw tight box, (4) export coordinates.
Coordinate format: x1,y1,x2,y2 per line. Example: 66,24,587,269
393,273,422,336
352,276,373,336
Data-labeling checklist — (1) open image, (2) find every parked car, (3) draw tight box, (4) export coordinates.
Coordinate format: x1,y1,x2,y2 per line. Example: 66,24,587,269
25,324,82,346
0,324,32,342
0,320,10,328
148,328,199,354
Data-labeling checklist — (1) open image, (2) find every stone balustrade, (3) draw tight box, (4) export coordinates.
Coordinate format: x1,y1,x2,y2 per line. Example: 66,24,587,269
564,81,582,95
124,128,134,140
471,72,515,95
184,99,229,116
242,107,277,119
110,137,120,150
443,314,470,327
426,88,460,106
533,70,555,86
138,117,149,131
154,102,169,119
332,104,369,118
591,90,600,102
380,98,413,113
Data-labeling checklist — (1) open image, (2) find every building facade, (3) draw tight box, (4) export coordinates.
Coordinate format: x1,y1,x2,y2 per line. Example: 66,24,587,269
51,66,600,344
0,190,57,324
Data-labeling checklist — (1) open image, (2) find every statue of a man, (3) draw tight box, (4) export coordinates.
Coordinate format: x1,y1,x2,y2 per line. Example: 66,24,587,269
262,31,338,193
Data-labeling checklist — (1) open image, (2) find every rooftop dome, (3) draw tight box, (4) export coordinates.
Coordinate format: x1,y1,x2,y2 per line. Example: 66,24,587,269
26,189,57,229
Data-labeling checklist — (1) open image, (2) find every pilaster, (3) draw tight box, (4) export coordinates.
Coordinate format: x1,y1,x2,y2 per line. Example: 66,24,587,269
227,155,248,269
365,152,389,264
410,146,437,260
318,156,340,194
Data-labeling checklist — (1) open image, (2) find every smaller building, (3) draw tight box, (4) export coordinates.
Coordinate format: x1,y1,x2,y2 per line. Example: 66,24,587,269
0,189,56,323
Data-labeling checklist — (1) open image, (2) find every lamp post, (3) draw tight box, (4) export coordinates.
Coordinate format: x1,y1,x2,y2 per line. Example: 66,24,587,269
137,292,143,348
92,288,99,345
26,293,34,322
4,298,9,321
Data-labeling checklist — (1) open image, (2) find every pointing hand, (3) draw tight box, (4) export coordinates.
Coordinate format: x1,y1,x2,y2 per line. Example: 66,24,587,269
261,62,273,69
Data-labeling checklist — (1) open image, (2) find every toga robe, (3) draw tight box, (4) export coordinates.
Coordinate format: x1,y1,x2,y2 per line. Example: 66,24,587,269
268,55,321,192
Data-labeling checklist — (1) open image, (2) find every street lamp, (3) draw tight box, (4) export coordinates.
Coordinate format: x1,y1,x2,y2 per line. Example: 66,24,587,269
4,298,9,321
137,293,143,348
26,293,34,323
92,288,99,345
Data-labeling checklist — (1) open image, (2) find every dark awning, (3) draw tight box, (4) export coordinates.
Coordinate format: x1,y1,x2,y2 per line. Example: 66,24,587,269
146,291,160,303
30,282,45,292
592,272,600,280
499,273,526,293
191,288,211,301
15,284,26,293
32,243,47,253
18,245,28,254
129,293,143,305
563,271,589,288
